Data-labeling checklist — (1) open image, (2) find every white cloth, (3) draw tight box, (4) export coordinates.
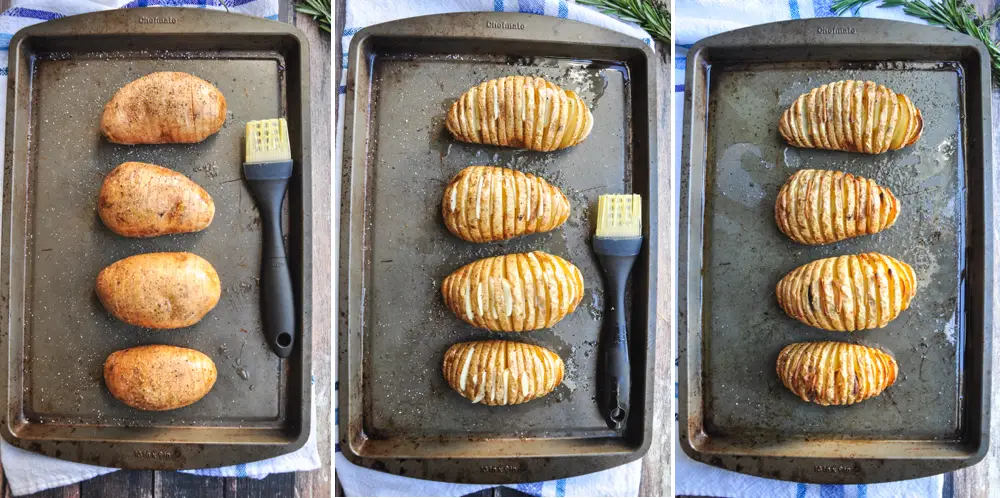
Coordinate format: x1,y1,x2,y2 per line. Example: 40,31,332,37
0,1,319,495
335,1,652,496
674,1,942,497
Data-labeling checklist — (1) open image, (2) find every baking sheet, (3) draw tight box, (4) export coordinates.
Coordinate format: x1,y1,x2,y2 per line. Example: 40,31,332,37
339,12,659,484
679,18,993,484
0,8,312,470
703,63,964,439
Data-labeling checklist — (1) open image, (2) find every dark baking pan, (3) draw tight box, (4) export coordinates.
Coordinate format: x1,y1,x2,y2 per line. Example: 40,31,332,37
0,8,312,469
678,18,993,483
338,12,658,483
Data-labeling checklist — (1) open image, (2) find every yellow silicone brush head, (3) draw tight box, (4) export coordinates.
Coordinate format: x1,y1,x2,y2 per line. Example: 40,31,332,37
595,194,642,238
245,118,291,163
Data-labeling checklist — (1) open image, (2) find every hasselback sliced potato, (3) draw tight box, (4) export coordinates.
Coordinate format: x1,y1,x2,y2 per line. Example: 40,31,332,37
442,166,570,242
775,169,900,245
445,76,593,151
777,341,898,406
443,340,564,405
776,253,916,331
441,251,584,332
778,80,922,153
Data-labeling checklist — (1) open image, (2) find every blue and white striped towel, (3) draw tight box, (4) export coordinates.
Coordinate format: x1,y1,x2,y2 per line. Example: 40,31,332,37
335,1,652,496
0,1,320,496
675,1,944,497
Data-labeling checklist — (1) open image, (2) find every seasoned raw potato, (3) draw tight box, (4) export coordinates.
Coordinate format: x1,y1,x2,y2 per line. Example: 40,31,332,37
776,253,916,331
441,251,584,332
778,80,922,153
445,76,593,151
96,252,221,329
101,71,227,144
442,166,570,242
777,341,898,406
775,169,900,245
99,162,215,237
104,345,217,411
443,340,564,405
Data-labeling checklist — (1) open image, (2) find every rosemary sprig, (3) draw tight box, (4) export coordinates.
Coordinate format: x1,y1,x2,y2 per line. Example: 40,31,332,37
831,0,1000,78
577,0,670,43
294,0,331,33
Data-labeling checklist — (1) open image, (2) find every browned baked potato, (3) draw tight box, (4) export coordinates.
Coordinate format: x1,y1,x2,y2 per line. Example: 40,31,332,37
776,253,916,331
777,341,898,406
101,71,227,144
779,80,922,153
104,345,217,411
445,76,593,151
775,169,900,245
442,340,564,405
442,166,570,242
98,162,215,237
441,251,584,332
96,252,221,329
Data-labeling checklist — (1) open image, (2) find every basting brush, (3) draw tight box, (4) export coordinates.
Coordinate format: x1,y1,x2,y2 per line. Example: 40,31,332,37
245,118,296,358
593,194,643,430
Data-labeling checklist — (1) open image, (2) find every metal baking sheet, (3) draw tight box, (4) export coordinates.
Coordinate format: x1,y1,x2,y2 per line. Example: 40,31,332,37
0,8,312,470
339,13,658,483
679,18,993,483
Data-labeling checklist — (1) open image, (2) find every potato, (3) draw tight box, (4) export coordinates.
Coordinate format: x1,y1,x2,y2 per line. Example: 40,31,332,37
777,341,897,406
443,340,564,405
445,76,593,151
778,80,922,153
775,169,900,245
776,253,916,331
441,251,584,332
98,162,215,237
101,71,227,144
104,345,217,411
442,166,570,242
96,252,221,329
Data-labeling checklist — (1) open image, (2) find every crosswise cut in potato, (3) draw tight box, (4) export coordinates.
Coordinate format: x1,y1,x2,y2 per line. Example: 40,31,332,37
101,71,227,144
96,252,221,329
775,169,900,245
776,253,916,331
441,251,584,332
443,340,564,406
104,345,217,411
445,76,593,151
778,80,922,153
442,166,570,242
99,162,215,238
777,341,898,406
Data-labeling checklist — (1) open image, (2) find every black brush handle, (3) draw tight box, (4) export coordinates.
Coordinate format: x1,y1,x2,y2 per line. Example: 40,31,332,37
593,237,641,431
245,162,295,358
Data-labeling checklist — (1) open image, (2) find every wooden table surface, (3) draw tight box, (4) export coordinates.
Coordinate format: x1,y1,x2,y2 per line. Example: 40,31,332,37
0,1,333,497
332,1,672,496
